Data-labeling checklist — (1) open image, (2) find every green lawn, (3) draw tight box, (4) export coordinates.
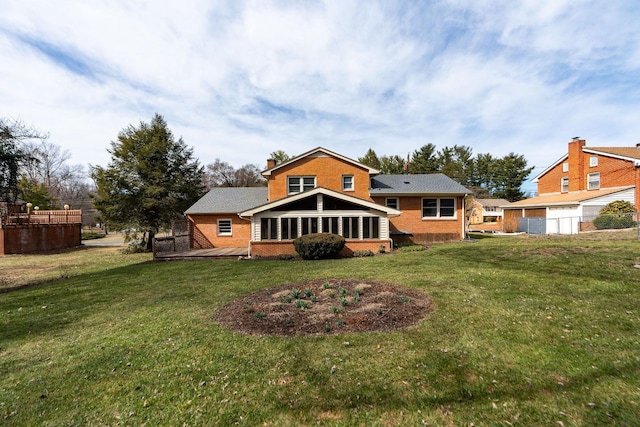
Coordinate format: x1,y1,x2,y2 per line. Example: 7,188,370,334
1,233,639,425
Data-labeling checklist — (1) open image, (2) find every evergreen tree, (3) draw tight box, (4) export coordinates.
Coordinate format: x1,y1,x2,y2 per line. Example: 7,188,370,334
91,114,204,249
0,118,47,203
379,155,406,174
491,153,534,202
410,143,438,174
358,148,381,170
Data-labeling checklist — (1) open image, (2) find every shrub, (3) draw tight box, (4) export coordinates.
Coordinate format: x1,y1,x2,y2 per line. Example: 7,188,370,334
353,250,374,257
503,217,520,233
593,201,637,230
600,200,636,215
293,233,345,260
593,214,636,230
397,245,425,253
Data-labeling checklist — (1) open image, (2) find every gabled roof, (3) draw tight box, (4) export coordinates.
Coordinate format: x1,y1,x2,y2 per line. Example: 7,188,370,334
474,198,510,207
532,154,568,182
262,147,381,177
240,186,401,217
185,187,268,214
502,186,634,209
584,147,640,162
370,173,470,196
533,145,640,182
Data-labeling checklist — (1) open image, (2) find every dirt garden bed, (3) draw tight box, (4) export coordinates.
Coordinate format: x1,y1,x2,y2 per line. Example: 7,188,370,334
215,278,432,336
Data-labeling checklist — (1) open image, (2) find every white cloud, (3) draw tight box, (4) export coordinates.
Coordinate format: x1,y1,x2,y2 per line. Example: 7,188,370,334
1,0,639,183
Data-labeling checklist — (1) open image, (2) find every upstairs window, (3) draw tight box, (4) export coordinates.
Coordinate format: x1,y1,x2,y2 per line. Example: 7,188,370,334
562,162,569,172
385,197,398,209
588,172,600,190
422,198,456,218
590,155,598,167
342,175,354,191
288,176,316,194
561,177,569,193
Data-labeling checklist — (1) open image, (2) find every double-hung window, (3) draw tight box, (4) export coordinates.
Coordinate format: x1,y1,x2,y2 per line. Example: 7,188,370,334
422,198,456,218
590,155,598,167
587,172,600,190
288,176,315,194
342,175,354,191
561,177,569,193
385,197,398,209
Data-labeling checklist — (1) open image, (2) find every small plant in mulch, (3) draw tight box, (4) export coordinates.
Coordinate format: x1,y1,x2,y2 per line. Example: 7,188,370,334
215,279,432,336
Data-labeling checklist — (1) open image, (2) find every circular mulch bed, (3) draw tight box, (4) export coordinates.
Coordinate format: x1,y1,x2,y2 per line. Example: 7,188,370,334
215,278,432,336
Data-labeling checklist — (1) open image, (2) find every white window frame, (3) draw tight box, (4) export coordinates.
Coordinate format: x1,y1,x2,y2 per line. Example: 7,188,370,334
342,175,354,191
422,198,456,219
590,155,598,167
561,177,569,193
562,162,569,172
587,172,600,190
287,176,316,194
217,219,232,236
385,197,399,210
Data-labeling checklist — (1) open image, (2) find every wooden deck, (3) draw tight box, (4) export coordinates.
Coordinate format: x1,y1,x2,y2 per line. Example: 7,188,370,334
154,247,248,260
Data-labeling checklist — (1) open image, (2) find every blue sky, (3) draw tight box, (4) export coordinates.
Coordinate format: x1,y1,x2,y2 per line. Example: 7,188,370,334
2,1,640,193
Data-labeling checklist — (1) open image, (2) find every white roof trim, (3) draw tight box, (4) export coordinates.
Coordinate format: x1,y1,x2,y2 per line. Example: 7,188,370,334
240,186,401,217
261,147,381,177
583,148,640,163
532,154,568,183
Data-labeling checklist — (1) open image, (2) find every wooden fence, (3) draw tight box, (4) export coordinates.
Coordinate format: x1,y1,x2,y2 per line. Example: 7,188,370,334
1,210,83,227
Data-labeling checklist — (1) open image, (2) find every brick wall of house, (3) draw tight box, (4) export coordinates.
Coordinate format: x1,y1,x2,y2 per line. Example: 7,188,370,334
538,139,640,201
250,239,391,258
537,162,565,195
1,224,81,255
188,214,252,248
372,195,464,243
267,156,372,201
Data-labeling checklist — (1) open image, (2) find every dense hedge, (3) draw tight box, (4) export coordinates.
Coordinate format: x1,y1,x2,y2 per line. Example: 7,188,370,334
593,214,637,230
593,200,637,230
293,233,346,260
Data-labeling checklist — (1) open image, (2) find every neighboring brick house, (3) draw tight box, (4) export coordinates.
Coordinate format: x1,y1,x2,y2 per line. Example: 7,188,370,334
185,147,470,256
503,138,640,234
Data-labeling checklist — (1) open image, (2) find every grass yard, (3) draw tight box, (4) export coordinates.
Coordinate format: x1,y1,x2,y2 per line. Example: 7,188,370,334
1,233,639,425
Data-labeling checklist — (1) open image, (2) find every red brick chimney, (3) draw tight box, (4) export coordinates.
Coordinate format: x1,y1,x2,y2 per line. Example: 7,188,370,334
568,138,586,191
266,158,276,169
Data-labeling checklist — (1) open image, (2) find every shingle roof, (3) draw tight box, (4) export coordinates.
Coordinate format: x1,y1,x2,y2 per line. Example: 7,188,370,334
370,174,470,195
184,187,268,214
502,186,634,208
474,198,510,207
585,147,640,161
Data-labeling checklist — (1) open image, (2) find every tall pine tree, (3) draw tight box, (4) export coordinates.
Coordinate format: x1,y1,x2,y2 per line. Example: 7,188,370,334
91,114,204,249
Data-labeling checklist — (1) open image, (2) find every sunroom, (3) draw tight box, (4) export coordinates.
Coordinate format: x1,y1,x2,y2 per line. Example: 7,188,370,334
239,187,401,257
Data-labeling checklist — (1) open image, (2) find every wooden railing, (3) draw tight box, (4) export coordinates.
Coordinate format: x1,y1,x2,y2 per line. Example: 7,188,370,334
1,209,82,227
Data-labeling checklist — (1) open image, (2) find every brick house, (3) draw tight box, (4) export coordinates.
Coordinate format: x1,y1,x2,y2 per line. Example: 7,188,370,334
503,138,640,234
185,147,470,256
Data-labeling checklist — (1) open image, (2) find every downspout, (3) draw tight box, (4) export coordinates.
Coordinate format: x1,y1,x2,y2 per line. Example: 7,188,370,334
463,194,469,240
237,213,253,258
